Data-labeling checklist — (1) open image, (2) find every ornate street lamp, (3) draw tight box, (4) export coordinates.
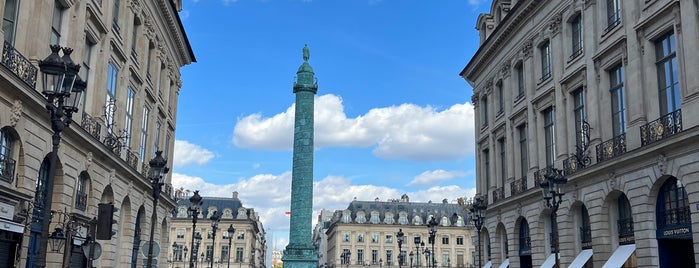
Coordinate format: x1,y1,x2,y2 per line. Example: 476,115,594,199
194,233,202,268
539,167,567,268
209,211,221,268
189,191,203,268
470,194,487,268
48,227,66,252
35,44,84,268
427,218,438,268
227,224,235,268
396,229,405,268
414,239,424,268
146,151,169,268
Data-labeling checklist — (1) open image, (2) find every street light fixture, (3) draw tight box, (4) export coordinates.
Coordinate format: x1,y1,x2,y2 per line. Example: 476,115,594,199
35,44,84,268
146,151,169,268
539,167,567,268
414,239,424,268
227,224,235,268
427,217,438,268
48,227,66,252
396,229,405,268
470,194,486,268
189,190,203,268
209,211,221,268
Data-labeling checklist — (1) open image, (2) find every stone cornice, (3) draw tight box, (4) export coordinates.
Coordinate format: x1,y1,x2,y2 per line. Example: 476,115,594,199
155,0,195,66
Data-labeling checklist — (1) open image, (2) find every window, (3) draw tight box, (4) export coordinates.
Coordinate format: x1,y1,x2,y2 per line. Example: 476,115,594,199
606,0,621,30
617,194,634,244
356,212,366,223
483,149,490,190
2,0,19,44
357,233,364,243
497,82,504,114
124,88,135,147
498,138,506,186
105,63,118,133
50,0,64,45
341,249,351,265
610,65,626,136
515,62,524,98
357,249,365,265
139,106,150,161
656,31,680,115
236,247,243,262
544,108,556,166
384,213,394,224
456,236,464,245
442,236,449,244
540,40,551,81
205,245,213,262
372,249,379,264
131,17,140,54
371,233,379,243
75,172,87,211
0,128,16,181
147,41,155,77
398,213,408,225
481,96,489,127
112,0,120,30
173,243,183,261
570,14,583,59
385,235,393,243
343,232,350,242
221,245,229,263
370,211,380,224
573,88,586,146
207,230,213,239
176,229,185,239
164,133,171,158
154,120,161,155
518,125,528,178
442,252,450,267
386,250,393,266
237,231,245,240
657,178,690,234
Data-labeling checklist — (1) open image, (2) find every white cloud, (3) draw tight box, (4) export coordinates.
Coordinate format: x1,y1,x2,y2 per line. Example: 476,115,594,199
233,94,475,162
173,140,215,167
408,169,468,186
172,171,477,249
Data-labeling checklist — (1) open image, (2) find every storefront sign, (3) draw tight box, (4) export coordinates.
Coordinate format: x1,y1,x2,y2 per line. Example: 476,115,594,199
0,202,14,220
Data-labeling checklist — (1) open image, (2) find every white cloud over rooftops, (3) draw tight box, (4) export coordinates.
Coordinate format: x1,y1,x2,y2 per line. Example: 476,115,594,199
173,140,215,167
232,94,475,162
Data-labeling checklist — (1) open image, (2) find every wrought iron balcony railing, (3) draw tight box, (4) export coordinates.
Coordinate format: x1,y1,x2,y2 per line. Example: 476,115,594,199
640,109,682,146
618,217,635,245
510,176,527,196
2,41,37,88
0,151,16,183
596,133,626,163
126,149,139,170
103,132,122,155
533,166,552,187
580,226,592,249
492,187,505,203
75,192,88,211
658,206,691,228
81,112,102,140
141,162,150,177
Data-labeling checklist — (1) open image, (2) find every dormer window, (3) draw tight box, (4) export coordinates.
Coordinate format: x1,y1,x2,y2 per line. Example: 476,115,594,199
370,211,380,224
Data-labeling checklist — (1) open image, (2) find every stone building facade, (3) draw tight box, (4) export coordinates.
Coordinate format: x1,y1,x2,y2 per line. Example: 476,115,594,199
168,191,267,268
0,0,194,267
321,196,475,268
461,0,699,267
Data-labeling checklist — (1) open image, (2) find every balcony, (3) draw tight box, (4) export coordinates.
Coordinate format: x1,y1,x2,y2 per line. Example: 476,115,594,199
126,149,139,170
103,133,122,155
657,206,691,229
1,41,37,88
0,151,16,183
141,162,150,177
563,155,588,175
533,166,551,188
75,192,87,211
81,112,102,140
596,133,626,163
510,176,527,196
492,187,505,203
641,109,682,146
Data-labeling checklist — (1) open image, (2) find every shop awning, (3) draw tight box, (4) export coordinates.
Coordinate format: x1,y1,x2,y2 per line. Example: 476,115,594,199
569,249,593,268
498,258,509,268
0,218,24,233
602,244,636,268
540,253,559,268
483,260,492,268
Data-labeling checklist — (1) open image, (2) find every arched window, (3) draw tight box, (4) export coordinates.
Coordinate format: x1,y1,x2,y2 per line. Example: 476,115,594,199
580,204,592,249
398,212,408,225
370,211,380,224
384,213,394,224
617,194,634,244
27,157,51,267
413,215,422,225
656,178,691,238
519,220,531,256
441,216,450,226
75,172,88,211
356,211,366,224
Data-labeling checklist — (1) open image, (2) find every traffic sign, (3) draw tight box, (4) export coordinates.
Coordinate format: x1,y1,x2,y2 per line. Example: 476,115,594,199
82,241,102,259
141,241,161,258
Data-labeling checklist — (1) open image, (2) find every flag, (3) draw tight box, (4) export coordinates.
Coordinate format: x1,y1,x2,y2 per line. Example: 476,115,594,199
284,211,291,217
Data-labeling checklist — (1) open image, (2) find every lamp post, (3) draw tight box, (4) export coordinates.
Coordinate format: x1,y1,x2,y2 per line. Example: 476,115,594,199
414,239,424,268
227,225,235,268
189,191,203,268
470,194,486,268
146,151,169,268
209,211,221,268
193,232,202,268
427,217,438,268
539,168,567,268
396,229,405,268
35,44,84,268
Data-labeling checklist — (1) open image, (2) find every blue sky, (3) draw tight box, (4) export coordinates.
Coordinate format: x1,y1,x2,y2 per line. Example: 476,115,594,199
172,0,489,249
